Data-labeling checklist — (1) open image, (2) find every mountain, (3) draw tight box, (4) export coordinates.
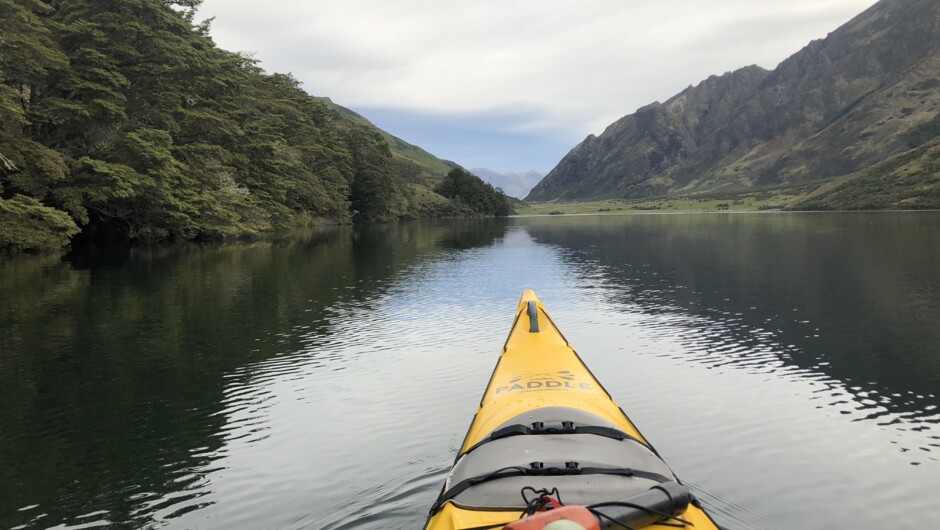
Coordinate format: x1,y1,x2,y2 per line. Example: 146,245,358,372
0,0,505,254
315,97,455,187
527,0,940,208
469,168,544,199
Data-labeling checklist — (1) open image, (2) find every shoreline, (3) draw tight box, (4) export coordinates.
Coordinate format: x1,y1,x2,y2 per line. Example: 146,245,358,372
5,209,938,259
511,208,940,218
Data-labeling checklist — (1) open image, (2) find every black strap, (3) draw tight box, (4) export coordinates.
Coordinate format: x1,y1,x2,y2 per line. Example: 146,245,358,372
429,463,673,515
463,422,647,455
527,301,540,332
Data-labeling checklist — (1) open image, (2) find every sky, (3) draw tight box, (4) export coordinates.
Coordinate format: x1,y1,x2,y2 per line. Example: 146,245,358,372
198,0,877,173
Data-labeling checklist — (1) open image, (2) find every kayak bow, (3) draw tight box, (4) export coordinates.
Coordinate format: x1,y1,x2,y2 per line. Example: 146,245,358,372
424,291,720,530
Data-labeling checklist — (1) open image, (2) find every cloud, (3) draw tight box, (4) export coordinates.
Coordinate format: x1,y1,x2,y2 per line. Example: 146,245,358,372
199,0,876,142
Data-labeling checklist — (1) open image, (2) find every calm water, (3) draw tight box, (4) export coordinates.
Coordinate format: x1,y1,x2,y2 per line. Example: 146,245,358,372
1,213,939,530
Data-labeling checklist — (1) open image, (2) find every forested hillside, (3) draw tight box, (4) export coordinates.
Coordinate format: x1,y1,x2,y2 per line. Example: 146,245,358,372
0,0,511,253
436,168,514,217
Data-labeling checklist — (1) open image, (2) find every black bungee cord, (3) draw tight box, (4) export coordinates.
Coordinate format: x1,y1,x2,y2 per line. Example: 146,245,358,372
458,486,694,530
521,485,565,515
586,499,692,528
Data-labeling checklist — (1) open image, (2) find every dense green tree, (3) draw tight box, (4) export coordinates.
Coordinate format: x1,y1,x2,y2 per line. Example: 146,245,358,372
0,194,79,252
346,126,408,222
0,0,474,253
436,168,514,217
0,0,67,132
0,0,67,187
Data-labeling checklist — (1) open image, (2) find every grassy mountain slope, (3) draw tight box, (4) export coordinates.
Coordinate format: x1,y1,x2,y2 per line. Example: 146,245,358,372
793,137,940,210
528,0,940,207
315,97,454,187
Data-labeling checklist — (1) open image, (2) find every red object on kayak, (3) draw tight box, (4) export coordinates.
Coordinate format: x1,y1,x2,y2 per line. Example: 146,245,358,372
501,506,599,530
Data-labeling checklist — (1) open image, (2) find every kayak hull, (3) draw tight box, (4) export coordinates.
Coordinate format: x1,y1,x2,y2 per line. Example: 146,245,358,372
424,291,720,530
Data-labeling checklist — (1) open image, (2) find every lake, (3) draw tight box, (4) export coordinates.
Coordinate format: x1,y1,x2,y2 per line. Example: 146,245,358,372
1,212,938,530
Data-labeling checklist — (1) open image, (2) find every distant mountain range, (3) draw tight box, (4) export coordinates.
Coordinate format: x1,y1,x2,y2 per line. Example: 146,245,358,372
470,168,544,199
527,0,940,209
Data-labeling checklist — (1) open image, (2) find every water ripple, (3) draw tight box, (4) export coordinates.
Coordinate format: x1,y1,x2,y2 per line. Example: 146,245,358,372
2,215,939,530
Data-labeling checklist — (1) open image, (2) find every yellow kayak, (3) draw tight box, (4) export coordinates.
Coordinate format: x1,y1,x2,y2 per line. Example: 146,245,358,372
424,291,721,530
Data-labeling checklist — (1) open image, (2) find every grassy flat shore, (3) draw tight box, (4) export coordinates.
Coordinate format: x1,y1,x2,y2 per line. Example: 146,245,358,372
515,190,803,215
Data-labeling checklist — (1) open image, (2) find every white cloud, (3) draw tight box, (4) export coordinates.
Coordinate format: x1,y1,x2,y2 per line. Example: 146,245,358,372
199,0,876,137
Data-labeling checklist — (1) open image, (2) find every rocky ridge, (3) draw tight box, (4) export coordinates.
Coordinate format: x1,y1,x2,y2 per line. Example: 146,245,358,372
527,0,940,208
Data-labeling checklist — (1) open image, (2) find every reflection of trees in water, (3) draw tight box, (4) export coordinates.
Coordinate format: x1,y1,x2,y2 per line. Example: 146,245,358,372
0,219,509,529
521,213,940,425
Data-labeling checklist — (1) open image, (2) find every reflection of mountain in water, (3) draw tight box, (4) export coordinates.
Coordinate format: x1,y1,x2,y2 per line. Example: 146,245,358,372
0,219,509,530
520,213,940,427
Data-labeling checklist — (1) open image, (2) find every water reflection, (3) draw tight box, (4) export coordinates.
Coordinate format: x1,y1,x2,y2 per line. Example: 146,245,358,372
2,213,939,530
520,213,940,459
0,220,509,530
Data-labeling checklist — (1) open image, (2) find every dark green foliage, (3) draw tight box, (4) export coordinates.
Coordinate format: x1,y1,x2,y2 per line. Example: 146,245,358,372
348,128,408,222
0,137,68,196
0,194,79,252
0,0,459,253
0,0,66,145
436,168,514,217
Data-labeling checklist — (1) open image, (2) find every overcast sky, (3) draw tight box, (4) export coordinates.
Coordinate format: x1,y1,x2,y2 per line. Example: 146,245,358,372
199,0,876,172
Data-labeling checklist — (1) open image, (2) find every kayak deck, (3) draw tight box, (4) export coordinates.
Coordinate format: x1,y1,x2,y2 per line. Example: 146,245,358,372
424,291,720,530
